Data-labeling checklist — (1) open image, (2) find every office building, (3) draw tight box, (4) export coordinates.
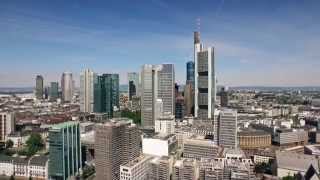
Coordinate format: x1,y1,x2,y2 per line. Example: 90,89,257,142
0,155,14,176
273,129,308,147
141,64,154,128
186,61,195,87
28,155,49,179
128,72,140,100
35,75,44,99
183,138,220,160
194,31,216,120
238,130,271,149
0,112,15,142
80,69,96,113
155,113,175,135
142,134,177,157
173,159,199,180
141,64,175,128
154,64,175,116
120,155,153,180
48,121,81,180
175,95,185,119
220,86,228,107
94,74,119,117
95,120,140,180
184,83,194,116
129,81,136,100
49,82,59,101
149,156,172,180
61,72,73,102
218,109,238,148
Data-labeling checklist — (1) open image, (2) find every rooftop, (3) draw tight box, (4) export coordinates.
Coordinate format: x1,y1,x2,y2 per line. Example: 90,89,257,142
276,151,318,172
29,155,48,166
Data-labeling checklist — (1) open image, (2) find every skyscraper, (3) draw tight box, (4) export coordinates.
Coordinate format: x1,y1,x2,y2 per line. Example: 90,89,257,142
184,83,194,116
141,64,175,128
94,74,119,117
128,72,139,100
0,112,15,142
35,75,44,99
220,86,229,107
156,64,175,116
141,64,154,128
129,81,136,100
49,82,59,101
194,31,216,120
95,120,140,180
61,72,73,102
48,121,81,180
186,61,195,87
218,109,238,149
80,69,96,113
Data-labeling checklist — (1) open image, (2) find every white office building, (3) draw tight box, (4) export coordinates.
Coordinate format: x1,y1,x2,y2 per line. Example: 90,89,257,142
194,31,216,120
218,109,238,148
155,113,175,135
120,155,153,180
80,69,96,113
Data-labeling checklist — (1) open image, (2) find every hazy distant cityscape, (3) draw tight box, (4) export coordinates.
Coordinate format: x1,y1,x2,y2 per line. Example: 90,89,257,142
1,1,320,180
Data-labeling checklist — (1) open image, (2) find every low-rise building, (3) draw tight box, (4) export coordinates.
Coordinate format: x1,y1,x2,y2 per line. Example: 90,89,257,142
120,155,153,180
238,130,271,149
0,155,14,176
183,137,220,160
276,151,319,178
142,134,177,157
28,155,48,179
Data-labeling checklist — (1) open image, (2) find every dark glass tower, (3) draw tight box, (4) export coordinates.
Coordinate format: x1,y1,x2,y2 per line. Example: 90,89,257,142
50,82,59,101
129,81,136,100
186,61,195,87
48,122,81,180
94,74,119,117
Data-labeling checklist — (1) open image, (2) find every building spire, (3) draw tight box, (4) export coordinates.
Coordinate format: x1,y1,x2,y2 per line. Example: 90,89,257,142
194,18,201,44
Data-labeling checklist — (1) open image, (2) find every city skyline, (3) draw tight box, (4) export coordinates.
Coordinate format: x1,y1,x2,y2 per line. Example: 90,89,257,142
1,0,320,87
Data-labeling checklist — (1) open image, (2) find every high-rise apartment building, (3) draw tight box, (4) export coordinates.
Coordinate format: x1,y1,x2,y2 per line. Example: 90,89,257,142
186,61,195,87
0,112,15,142
95,120,141,180
48,121,81,180
173,159,199,180
94,74,119,117
141,64,154,128
218,109,238,148
141,64,175,128
35,75,44,99
128,72,139,100
80,69,96,113
49,82,59,101
194,31,216,120
61,72,73,102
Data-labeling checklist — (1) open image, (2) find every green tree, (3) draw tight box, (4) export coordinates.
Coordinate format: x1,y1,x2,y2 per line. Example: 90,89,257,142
5,139,14,149
121,110,141,125
26,133,44,155
282,175,295,180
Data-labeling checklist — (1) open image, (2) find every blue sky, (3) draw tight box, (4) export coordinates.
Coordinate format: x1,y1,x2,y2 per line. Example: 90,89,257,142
0,0,319,87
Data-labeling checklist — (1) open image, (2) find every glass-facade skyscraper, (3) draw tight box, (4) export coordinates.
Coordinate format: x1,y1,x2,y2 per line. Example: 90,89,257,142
35,75,44,99
50,82,59,101
186,61,195,87
94,74,119,117
48,121,81,180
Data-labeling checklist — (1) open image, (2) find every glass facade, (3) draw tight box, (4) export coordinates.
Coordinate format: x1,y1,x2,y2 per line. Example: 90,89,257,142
50,82,59,101
186,61,195,86
94,74,119,117
48,122,81,180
